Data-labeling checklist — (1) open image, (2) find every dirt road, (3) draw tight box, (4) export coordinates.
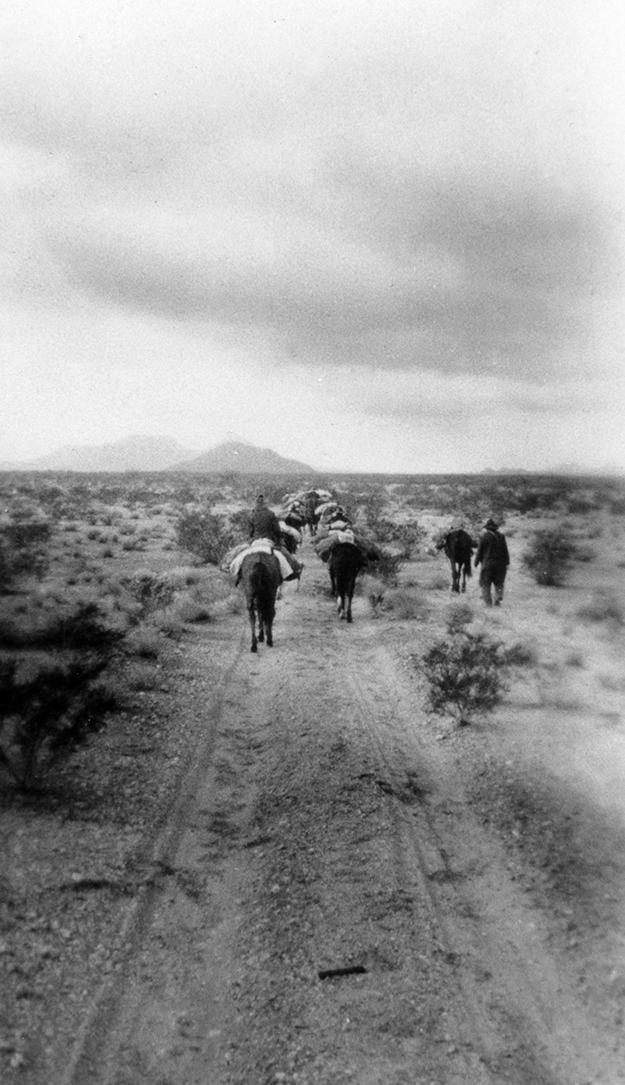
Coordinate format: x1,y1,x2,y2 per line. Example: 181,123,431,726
36,547,625,1083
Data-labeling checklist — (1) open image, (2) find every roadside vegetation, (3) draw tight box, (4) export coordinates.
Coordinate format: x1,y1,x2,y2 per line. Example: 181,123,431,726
0,468,623,791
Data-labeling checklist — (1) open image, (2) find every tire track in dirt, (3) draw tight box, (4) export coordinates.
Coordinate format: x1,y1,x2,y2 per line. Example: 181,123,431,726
215,562,503,1083
336,626,623,1084
62,632,250,1085
60,546,624,1084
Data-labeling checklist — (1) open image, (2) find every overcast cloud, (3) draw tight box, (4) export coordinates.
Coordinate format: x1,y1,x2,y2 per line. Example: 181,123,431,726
1,0,624,471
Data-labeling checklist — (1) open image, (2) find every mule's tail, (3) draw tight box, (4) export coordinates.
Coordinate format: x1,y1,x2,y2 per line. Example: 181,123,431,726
249,564,265,611
249,564,275,626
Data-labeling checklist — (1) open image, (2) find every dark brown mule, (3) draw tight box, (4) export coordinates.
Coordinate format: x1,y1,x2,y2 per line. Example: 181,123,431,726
436,529,476,593
240,551,281,652
328,542,364,623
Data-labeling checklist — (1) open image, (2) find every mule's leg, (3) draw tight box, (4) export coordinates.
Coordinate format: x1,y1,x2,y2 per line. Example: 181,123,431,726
346,574,356,622
451,563,460,593
248,603,258,652
266,600,275,646
337,592,345,618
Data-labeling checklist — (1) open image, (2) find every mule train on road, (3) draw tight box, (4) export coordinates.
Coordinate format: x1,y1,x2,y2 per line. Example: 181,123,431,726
229,490,510,648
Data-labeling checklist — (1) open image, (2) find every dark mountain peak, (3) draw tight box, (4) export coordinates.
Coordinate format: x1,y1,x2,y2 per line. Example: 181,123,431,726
172,440,317,474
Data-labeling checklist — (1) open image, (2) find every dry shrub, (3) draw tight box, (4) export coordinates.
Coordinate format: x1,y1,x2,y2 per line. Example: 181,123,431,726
503,640,539,666
361,575,386,614
0,655,120,790
125,660,161,690
374,587,429,620
150,610,185,639
125,627,163,659
425,572,450,592
576,592,624,628
421,631,509,727
522,527,577,586
0,518,52,589
172,594,212,624
212,591,244,616
123,570,176,614
176,509,234,565
445,601,474,634
165,566,205,590
0,599,126,651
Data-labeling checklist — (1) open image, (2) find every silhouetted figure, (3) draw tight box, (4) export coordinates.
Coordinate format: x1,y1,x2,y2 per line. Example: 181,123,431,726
474,518,510,606
248,494,283,545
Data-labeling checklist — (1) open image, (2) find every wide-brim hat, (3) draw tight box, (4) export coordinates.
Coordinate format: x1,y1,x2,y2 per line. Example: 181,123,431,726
484,517,499,530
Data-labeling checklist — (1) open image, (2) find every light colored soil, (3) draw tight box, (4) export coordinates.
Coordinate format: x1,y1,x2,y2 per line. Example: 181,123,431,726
3,527,625,1085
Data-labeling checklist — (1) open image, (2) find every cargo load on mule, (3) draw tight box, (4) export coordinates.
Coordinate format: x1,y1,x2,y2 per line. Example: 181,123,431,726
222,538,303,585
278,520,302,554
313,525,383,565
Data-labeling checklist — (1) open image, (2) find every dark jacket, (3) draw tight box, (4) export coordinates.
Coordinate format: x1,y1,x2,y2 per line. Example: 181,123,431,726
474,529,510,568
248,505,283,545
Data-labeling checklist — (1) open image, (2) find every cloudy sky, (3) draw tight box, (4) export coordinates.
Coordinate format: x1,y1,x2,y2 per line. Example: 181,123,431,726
1,0,624,472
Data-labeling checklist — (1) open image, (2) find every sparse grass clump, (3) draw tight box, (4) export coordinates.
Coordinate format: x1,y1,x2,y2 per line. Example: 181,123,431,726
503,640,539,667
125,627,164,659
576,593,624,628
425,572,450,592
366,582,428,619
444,601,474,634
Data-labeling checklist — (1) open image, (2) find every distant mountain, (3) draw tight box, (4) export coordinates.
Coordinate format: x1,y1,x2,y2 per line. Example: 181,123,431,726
172,440,317,474
480,463,624,477
550,462,624,477
2,436,197,472
481,467,531,475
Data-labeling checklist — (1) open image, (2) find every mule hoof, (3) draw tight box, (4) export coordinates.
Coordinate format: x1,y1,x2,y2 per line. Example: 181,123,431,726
251,643,258,653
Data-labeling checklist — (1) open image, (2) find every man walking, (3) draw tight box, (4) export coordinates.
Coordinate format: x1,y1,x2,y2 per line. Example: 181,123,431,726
474,518,510,606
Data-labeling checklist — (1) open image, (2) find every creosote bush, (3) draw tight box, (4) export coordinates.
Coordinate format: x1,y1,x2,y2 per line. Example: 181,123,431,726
364,517,426,558
522,527,578,587
123,571,176,615
421,631,509,727
176,508,235,565
0,519,52,591
0,599,127,650
0,656,119,790
372,551,405,585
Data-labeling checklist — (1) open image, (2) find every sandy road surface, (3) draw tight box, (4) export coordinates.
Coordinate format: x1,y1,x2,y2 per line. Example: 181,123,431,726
61,546,624,1085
